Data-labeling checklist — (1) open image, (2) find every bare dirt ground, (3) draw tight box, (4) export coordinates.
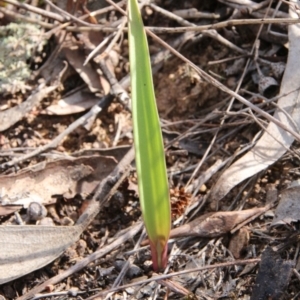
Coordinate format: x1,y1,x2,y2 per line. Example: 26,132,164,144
1,0,300,299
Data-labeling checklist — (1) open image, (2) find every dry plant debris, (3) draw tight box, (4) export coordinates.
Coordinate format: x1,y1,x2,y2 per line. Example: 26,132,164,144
0,0,300,299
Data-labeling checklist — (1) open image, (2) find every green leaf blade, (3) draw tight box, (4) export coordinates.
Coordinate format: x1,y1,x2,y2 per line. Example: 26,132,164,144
128,0,171,270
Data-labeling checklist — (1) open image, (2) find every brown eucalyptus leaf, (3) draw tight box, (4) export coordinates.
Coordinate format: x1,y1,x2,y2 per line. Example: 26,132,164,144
0,156,116,208
169,207,266,239
228,227,250,258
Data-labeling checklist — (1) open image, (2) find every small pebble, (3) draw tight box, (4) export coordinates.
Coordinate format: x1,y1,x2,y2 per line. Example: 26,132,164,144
125,287,135,295
127,264,142,278
98,266,114,277
27,202,47,221
114,260,126,271
114,260,142,278
199,184,207,192
64,247,77,260
264,210,275,218
138,282,156,298
112,191,125,206
68,287,79,297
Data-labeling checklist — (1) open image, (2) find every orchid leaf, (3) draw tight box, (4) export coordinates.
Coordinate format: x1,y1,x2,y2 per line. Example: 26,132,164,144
127,0,171,270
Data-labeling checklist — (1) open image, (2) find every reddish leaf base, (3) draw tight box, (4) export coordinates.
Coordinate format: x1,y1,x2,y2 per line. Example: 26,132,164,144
149,238,168,271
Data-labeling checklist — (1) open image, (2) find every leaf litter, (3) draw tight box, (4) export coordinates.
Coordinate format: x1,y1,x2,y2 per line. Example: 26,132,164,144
0,154,118,284
1,0,300,299
211,3,300,204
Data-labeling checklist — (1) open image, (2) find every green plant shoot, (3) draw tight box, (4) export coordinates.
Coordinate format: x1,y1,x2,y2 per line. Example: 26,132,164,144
127,0,171,270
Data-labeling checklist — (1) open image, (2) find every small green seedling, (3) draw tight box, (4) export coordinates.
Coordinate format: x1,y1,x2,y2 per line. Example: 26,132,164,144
127,0,171,270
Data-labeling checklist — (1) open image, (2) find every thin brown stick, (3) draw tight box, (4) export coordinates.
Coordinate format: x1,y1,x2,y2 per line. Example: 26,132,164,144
62,17,300,33
0,6,53,29
148,3,196,27
43,0,99,27
146,17,300,33
2,0,65,22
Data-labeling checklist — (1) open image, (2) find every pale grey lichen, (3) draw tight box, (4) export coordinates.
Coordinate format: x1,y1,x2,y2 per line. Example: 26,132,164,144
0,22,45,94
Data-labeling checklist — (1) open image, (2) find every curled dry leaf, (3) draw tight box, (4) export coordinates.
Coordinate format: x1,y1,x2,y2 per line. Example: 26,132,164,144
169,206,267,239
142,206,268,246
211,6,300,203
62,35,105,93
228,227,250,259
258,75,279,97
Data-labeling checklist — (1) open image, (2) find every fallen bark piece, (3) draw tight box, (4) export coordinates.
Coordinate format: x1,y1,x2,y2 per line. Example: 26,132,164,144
43,90,100,115
250,247,293,300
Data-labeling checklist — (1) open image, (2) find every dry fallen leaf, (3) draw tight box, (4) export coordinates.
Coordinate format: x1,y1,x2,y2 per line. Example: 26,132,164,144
271,182,300,226
0,225,83,284
0,205,23,216
62,36,104,94
228,227,250,259
141,206,268,247
0,155,116,210
169,207,267,239
43,90,99,115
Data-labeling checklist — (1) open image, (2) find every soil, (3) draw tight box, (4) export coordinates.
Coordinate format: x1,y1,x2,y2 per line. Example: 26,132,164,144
0,0,300,299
